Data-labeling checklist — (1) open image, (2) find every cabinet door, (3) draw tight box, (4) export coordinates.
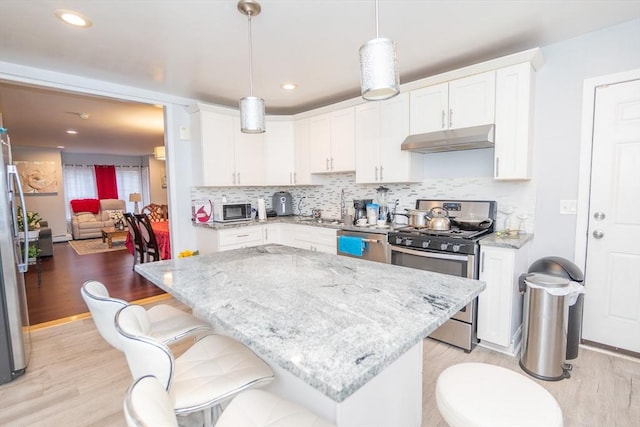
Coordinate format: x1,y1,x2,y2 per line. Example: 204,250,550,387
330,107,356,172
199,112,235,186
355,102,381,183
309,113,332,173
379,92,422,183
265,120,295,185
409,82,448,134
448,71,496,129
233,118,265,186
477,246,515,348
494,63,534,180
217,226,264,251
294,119,312,185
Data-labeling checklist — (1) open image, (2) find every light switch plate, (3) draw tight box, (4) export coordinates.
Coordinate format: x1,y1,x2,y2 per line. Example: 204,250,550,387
560,199,577,214
179,125,190,140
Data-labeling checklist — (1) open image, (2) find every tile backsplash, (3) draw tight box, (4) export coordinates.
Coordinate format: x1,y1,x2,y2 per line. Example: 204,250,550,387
192,173,536,233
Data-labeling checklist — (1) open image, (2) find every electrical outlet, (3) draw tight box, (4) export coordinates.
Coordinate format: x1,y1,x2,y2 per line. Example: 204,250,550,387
560,199,577,215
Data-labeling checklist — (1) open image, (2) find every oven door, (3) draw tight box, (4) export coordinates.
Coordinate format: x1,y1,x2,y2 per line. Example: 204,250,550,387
390,245,476,323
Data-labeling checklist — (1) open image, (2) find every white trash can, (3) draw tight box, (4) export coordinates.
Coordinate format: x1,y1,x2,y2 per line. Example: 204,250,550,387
519,273,586,381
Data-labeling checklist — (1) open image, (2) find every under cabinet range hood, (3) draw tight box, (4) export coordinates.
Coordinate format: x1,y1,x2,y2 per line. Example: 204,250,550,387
401,124,495,153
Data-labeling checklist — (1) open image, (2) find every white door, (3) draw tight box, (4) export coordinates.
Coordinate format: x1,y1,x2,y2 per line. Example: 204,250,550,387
582,79,640,353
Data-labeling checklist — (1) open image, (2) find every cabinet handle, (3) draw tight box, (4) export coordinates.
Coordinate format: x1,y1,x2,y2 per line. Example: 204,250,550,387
289,172,293,184
380,165,384,181
237,234,249,238
264,228,268,240
232,173,236,185
449,108,453,128
330,157,334,170
495,157,500,178
326,158,329,171
375,166,378,181
441,110,445,129
237,173,240,184
293,172,297,184
481,251,485,273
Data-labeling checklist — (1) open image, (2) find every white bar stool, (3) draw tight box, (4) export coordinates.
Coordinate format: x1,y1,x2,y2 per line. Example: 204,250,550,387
436,363,563,427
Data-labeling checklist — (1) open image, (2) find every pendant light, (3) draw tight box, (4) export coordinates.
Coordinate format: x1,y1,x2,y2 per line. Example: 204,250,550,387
238,0,265,133
359,0,399,101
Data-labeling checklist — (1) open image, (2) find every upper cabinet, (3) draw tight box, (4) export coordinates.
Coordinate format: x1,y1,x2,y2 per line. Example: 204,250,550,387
191,107,264,186
494,63,535,180
355,92,423,183
410,71,496,134
264,119,295,186
309,107,355,173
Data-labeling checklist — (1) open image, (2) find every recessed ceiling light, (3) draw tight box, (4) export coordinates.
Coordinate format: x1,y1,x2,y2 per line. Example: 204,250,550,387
281,83,297,91
55,10,92,28
66,129,78,135
57,145,65,149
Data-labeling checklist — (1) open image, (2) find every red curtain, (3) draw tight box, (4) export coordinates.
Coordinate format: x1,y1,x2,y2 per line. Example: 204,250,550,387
94,165,118,199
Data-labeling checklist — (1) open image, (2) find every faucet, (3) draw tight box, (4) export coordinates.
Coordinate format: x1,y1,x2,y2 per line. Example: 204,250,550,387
297,196,306,216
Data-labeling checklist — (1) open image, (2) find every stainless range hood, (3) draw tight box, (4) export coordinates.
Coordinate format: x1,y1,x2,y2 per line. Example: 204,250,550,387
401,124,495,153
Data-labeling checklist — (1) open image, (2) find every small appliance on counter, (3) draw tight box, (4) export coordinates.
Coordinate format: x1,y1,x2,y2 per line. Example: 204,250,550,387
272,191,293,216
213,202,252,222
353,199,372,225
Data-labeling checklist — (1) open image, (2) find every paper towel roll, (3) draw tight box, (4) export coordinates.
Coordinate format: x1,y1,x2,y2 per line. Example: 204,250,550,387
258,198,266,220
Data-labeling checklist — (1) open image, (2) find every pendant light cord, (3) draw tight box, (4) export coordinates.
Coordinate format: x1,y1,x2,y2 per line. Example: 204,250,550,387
247,13,254,96
375,0,379,38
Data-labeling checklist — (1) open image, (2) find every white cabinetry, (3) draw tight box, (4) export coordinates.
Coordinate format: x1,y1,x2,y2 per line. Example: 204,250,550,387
196,225,264,253
494,63,535,180
293,118,317,185
355,93,423,183
191,107,264,186
309,107,355,173
291,225,337,254
477,243,529,356
410,71,496,134
265,119,295,185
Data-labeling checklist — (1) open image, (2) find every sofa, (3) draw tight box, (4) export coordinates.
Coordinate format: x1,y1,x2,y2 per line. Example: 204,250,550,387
70,198,126,240
37,221,53,257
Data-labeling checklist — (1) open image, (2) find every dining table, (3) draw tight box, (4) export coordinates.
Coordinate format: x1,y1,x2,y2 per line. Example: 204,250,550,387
125,220,171,260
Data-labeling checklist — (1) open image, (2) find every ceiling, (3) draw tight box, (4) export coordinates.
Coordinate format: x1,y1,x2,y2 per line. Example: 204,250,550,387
0,0,638,156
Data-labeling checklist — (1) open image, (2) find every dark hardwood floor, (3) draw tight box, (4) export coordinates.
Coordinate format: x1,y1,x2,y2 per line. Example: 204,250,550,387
25,241,166,325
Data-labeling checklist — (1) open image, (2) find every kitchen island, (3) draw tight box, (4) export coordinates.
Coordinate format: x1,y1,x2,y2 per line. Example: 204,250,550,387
135,244,485,426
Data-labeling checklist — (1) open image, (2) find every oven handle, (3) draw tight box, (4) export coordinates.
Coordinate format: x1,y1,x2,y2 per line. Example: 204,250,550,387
390,245,471,261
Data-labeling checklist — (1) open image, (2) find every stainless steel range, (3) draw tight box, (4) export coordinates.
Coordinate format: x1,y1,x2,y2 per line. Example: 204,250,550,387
388,199,497,352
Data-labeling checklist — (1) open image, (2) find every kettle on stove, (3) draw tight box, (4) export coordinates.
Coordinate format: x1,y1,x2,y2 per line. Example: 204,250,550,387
272,191,293,216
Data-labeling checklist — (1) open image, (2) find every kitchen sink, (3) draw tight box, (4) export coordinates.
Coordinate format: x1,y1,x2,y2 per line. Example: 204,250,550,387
295,216,342,226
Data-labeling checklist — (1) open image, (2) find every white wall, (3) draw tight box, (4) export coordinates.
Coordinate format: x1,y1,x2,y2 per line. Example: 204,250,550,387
530,18,640,264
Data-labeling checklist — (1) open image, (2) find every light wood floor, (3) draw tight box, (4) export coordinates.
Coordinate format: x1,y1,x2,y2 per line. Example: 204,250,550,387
1,297,638,427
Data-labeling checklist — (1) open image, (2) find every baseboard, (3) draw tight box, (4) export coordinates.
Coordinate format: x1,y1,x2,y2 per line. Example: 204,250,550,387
53,233,72,243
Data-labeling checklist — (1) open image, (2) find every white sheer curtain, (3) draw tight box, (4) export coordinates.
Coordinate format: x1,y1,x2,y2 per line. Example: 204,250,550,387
63,165,97,219
63,164,150,220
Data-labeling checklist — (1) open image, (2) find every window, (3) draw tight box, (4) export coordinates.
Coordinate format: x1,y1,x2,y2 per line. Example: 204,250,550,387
63,164,149,220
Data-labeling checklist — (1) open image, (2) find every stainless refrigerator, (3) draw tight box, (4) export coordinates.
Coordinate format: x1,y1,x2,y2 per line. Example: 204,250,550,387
0,127,31,385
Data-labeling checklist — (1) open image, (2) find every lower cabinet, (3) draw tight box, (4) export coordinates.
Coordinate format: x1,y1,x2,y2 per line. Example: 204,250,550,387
290,225,337,254
195,223,337,254
477,243,529,356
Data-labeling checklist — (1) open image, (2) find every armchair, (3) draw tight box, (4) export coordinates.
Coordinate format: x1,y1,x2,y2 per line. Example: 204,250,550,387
37,221,53,257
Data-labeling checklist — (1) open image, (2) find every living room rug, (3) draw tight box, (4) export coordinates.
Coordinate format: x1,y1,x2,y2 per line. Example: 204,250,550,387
68,238,128,256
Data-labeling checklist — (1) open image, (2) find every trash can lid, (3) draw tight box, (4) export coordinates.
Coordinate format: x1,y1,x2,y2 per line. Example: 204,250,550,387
524,273,570,288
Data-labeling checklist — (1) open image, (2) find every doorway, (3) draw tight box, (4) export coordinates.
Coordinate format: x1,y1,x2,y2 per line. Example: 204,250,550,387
576,70,640,355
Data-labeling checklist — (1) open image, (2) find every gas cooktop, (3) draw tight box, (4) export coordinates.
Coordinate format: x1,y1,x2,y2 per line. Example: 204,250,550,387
392,226,488,239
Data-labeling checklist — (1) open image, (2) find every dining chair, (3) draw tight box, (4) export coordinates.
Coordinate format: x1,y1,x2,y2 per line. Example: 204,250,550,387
80,280,212,351
115,304,275,426
124,375,335,427
142,203,166,222
124,212,145,269
135,213,161,262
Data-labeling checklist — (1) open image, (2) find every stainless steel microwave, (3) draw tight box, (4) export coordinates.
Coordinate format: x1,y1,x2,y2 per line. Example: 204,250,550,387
213,203,252,222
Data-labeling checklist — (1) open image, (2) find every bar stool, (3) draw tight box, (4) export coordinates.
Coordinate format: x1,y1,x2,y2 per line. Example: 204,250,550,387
436,363,563,427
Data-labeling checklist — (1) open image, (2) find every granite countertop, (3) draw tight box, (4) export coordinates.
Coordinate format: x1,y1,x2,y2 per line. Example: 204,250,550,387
135,244,485,403
480,232,533,249
193,216,406,235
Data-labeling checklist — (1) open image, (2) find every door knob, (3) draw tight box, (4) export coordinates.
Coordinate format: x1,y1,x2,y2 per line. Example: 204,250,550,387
593,212,606,221
592,230,604,239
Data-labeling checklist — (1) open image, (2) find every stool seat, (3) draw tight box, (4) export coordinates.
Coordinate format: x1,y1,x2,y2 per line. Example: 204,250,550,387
436,363,563,427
